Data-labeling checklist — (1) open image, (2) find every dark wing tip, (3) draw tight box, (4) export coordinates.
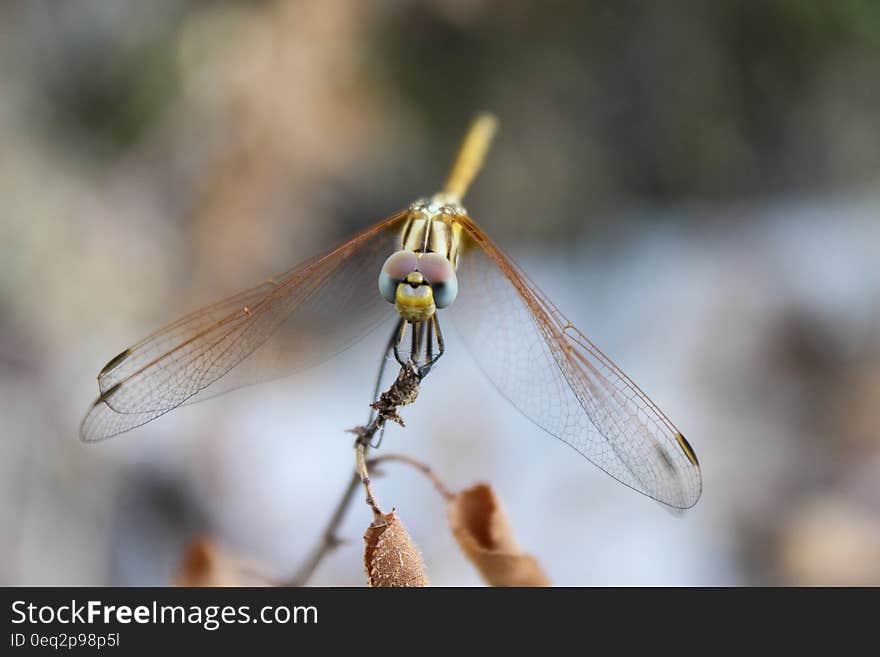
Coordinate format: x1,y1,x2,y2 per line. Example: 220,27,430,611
675,431,700,468
98,348,132,378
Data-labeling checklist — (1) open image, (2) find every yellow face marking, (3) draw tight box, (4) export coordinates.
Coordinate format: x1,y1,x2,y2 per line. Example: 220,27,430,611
395,277,435,322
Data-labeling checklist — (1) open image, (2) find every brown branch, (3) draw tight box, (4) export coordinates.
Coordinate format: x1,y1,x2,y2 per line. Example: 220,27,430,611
285,362,421,586
285,471,360,587
368,453,455,502
356,441,382,518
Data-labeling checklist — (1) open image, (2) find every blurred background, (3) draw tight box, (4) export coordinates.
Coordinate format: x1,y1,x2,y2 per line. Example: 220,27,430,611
2,0,880,586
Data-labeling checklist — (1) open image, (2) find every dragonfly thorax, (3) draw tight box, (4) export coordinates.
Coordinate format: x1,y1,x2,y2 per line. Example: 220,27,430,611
401,197,465,267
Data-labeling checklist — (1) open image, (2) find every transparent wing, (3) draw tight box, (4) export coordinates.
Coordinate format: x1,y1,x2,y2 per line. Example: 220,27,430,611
447,216,701,509
81,211,407,441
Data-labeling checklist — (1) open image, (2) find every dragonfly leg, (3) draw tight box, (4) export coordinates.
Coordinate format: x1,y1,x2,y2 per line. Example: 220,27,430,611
411,317,420,362
426,315,434,362
417,314,445,378
434,313,445,358
390,314,445,377
367,318,404,447
392,319,409,369
369,315,443,447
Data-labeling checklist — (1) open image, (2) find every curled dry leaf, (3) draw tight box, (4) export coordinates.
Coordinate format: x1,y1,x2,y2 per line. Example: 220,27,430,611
448,483,551,587
364,510,429,587
175,536,272,587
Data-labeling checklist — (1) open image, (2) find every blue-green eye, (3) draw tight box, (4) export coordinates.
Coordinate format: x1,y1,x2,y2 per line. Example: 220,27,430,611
378,272,397,303
379,251,418,303
431,277,458,308
418,253,458,308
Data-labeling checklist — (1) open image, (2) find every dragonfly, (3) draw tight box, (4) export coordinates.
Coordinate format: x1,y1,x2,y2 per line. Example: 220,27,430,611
81,114,702,510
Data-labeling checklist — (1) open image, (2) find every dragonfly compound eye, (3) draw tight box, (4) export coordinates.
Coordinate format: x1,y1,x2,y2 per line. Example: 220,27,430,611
418,252,458,308
379,250,419,303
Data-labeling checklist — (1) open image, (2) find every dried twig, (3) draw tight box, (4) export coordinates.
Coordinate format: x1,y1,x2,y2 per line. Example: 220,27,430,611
368,452,455,502
355,441,381,518
350,362,421,518
286,362,421,586
286,472,359,587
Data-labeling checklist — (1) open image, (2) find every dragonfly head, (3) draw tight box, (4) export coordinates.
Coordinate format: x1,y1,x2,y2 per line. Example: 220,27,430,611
379,250,458,322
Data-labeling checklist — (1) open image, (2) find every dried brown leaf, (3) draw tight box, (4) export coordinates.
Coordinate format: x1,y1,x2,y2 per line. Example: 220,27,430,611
364,510,429,587
175,536,271,587
448,483,551,586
